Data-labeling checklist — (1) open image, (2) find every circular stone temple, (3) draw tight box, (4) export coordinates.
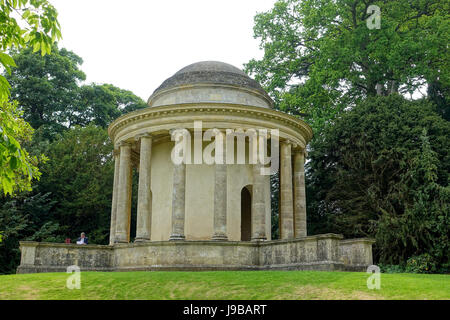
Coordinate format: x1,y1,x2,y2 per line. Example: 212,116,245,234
17,61,375,273
108,61,313,243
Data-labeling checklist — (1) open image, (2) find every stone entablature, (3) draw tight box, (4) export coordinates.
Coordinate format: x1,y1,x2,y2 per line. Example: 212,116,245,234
108,103,313,148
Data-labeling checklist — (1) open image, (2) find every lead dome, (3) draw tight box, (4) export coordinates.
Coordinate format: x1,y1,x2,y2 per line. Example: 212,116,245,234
147,61,274,109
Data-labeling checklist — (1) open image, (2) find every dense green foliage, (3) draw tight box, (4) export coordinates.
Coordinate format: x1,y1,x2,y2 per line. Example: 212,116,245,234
246,0,449,131
0,192,55,273
0,46,145,274
35,125,114,244
0,100,44,195
7,46,86,135
0,0,61,98
307,95,449,271
7,46,147,139
0,0,61,195
248,0,449,272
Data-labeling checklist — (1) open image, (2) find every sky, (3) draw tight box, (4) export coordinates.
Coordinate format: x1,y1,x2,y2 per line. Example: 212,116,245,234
51,0,277,101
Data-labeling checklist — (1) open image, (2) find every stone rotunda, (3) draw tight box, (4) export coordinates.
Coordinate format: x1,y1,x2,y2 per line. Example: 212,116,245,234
109,61,311,244
17,61,374,273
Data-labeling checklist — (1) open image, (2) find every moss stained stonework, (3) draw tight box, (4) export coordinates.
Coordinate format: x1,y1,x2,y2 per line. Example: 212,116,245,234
17,235,374,273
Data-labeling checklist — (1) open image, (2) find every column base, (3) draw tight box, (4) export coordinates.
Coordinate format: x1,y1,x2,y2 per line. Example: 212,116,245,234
169,234,185,241
251,237,267,242
295,233,307,239
211,234,228,241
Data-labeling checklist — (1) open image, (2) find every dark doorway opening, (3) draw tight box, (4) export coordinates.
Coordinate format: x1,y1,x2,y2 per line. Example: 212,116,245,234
241,185,252,241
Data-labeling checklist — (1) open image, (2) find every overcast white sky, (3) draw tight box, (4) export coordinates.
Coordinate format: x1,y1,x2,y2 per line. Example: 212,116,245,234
51,0,277,101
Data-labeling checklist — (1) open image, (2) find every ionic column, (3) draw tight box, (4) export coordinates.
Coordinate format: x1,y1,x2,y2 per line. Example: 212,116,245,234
115,141,133,243
251,163,266,241
109,150,120,245
135,134,152,242
280,141,294,239
169,161,186,241
212,143,228,241
293,149,307,238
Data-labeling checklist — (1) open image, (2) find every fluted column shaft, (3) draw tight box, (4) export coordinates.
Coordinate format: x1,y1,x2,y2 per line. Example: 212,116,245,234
212,147,228,240
280,141,294,239
115,142,132,243
251,163,266,241
293,150,307,238
136,135,152,242
109,151,120,245
170,162,186,241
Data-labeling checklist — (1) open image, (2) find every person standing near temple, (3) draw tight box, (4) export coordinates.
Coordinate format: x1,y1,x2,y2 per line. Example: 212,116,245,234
76,232,88,245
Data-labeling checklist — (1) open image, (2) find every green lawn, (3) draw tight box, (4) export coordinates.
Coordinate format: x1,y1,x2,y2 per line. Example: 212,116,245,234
0,271,448,300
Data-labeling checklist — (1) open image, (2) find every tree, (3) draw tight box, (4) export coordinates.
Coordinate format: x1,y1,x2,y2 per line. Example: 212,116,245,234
0,192,56,274
77,83,148,128
376,129,449,270
0,124,137,273
7,46,86,135
307,95,449,269
0,44,146,273
0,0,61,195
246,0,449,130
7,46,147,138
0,100,44,194
34,125,118,244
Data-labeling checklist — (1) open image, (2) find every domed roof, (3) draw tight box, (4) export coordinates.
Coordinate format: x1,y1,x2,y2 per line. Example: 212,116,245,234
153,61,266,94
148,61,273,108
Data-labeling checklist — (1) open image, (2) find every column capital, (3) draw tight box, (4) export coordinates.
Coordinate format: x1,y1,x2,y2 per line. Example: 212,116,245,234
134,132,152,141
292,146,307,156
118,140,133,148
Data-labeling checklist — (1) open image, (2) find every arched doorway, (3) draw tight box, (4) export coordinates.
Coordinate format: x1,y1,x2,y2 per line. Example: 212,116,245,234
241,185,252,241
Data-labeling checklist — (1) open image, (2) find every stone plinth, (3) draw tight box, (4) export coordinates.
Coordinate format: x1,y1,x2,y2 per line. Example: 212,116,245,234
17,235,374,273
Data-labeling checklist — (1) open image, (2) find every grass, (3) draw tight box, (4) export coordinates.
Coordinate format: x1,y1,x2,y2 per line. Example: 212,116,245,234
0,271,448,300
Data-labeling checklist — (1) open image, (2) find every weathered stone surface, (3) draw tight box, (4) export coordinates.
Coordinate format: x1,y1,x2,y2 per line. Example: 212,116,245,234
338,238,374,269
149,61,274,109
251,163,266,241
280,142,294,239
293,150,307,238
115,142,132,243
17,235,375,273
109,152,120,245
135,134,152,242
212,149,228,241
17,242,114,273
169,162,186,241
